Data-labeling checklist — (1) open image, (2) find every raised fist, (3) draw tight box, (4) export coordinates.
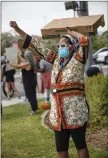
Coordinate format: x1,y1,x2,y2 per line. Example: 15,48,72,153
9,21,18,28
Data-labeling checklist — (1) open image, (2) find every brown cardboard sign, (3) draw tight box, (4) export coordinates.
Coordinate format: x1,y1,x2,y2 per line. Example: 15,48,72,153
41,14,105,39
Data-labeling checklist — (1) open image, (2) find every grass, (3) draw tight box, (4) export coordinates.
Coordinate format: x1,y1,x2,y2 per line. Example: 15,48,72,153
15,69,20,72
2,104,107,158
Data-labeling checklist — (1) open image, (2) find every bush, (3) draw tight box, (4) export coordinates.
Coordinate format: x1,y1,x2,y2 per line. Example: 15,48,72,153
85,74,108,129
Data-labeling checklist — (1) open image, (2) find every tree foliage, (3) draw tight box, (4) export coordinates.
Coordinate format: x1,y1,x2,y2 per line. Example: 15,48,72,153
41,31,108,54
1,32,20,55
92,31,108,53
1,30,108,56
41,38,59,53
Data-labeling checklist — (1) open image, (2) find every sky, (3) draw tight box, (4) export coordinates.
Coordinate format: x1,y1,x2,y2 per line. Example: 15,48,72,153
1,1,108,36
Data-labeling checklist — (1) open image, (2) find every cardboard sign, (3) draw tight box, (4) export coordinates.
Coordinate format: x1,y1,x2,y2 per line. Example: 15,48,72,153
41,14,105,39
5,47,18,64
5,63,14,71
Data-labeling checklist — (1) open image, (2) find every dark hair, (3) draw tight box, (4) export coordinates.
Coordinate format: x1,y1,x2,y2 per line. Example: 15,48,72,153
61,36,73,45
86,66,102,77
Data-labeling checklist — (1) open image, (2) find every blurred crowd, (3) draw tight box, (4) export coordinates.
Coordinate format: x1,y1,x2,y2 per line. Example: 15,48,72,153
1,49,53,115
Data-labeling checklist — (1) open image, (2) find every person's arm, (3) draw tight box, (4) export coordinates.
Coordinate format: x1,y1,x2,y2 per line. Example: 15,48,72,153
9,21,27,40
67,27,88,64
1,64,6,81
9,21,57,64
36,68,45,73
18,54,25,63
17,49,25,63
67,27,88,46
9,61,30,69
1,67,3,82
36,60,45,73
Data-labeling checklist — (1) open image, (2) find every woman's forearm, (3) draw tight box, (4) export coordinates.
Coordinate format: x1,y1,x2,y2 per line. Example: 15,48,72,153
9,61,29,69
9,63,21,69
68,30,87,39
14,27,27,40
9,21,27,40
18,55,25,62
67,27,87,39
36,68,45,73
67,27,88,47
9,21,57,64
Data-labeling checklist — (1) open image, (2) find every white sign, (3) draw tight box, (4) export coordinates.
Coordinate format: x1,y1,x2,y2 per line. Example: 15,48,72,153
5,47,18,64
5,63,14,71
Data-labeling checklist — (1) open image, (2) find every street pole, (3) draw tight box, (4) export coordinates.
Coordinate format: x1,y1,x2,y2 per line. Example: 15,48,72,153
85,35,93,73
76,2,93,75
74,10,75,17
85,3,93,74
77,2,93,73
64,1,93,72
41,16,48,25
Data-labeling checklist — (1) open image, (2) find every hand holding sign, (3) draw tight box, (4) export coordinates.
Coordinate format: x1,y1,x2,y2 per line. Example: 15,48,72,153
66,26,73,35
5,47,18,64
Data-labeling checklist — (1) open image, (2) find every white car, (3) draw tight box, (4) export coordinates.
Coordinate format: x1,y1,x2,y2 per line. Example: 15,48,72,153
92,47,108,63
97,50,108,64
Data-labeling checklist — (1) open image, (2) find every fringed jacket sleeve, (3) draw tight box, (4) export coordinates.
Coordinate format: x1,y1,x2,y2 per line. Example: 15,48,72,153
75,36,88,64
23,34,57,64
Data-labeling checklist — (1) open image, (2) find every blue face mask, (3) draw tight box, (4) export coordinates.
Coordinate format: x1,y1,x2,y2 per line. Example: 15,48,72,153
58,47,70,58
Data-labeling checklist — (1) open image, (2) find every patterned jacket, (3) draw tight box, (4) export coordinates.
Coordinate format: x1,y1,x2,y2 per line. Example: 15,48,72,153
23,34,89,131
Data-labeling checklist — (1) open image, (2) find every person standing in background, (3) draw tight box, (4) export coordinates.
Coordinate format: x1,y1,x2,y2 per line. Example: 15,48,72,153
86,65,103,77
33,56,40,93
1,56,20,100
8,49,38,115
18,50,28,101
36,59,53,108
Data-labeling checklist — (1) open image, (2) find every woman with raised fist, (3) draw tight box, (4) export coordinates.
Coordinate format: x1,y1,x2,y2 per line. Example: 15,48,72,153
9,21,89,158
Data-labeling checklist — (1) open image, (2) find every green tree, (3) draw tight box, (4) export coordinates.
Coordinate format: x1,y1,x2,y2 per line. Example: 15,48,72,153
41,38,59,54
1,32,20,55
101,31,108,47
92,31,108,53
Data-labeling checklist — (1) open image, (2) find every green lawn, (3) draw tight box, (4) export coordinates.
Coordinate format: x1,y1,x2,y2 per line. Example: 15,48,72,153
1,104,107,158
15,69,20,72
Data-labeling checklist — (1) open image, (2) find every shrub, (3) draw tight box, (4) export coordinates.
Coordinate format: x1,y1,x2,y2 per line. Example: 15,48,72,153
85,74,108,129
